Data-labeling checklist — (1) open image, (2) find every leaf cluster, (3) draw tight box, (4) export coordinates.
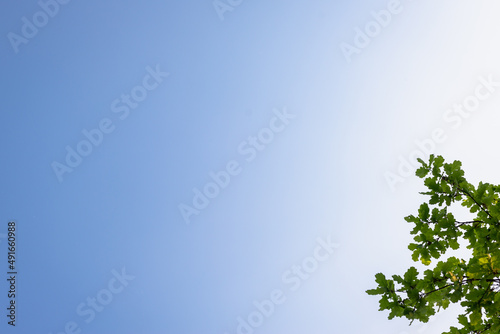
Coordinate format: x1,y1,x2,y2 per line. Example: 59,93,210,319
367,155,500,333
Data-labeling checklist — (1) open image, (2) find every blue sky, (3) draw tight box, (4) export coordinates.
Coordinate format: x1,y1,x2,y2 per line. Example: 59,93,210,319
1,1,500,333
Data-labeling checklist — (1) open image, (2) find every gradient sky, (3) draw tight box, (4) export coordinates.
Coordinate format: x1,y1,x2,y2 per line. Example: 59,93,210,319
1,1,500,333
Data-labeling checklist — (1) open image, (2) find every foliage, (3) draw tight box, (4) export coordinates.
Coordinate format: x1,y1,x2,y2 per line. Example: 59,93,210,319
367,155,500,333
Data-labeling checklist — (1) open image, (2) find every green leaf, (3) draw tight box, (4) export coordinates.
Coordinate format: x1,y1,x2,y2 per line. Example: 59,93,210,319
366,288,383,295
469,311,482,326
449,239,460,250
374,273,387,287
416,166,429,178
418,203,430,220
458,314,468,327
